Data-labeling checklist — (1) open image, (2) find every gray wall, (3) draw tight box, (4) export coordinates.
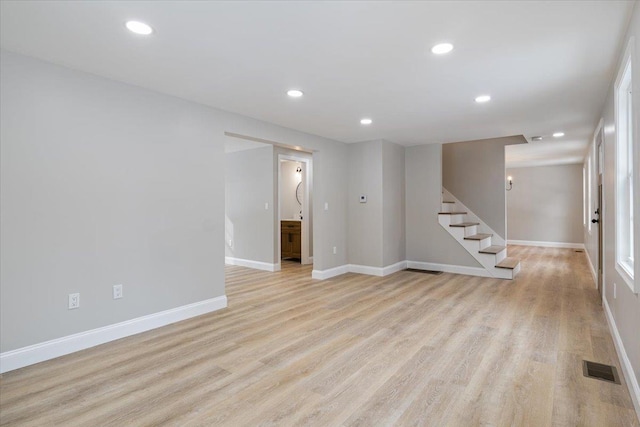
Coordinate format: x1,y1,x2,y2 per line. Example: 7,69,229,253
585,0,640,388
348,141,384,267
382,140,406,266
1,51,224,351
225,146,274,263
405,144,480,267
507,164,584,244
0,51,348,353
347,139,406,268
442,137,512,239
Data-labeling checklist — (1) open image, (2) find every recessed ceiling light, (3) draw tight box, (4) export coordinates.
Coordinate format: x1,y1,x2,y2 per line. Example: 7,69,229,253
532,136,543,141
431,43,454,55
360,118,373,125
475,95,491,103
125,21,153,35
287,89,304,98
553,132,565,138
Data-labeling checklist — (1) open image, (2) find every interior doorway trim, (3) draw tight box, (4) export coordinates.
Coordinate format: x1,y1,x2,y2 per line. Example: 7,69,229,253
225,131,314,154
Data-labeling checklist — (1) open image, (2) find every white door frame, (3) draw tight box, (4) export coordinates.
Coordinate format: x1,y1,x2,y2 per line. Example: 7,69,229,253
277,153,313,266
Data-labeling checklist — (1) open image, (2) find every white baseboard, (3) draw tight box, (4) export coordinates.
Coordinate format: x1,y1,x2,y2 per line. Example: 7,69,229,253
348,261,408,277
603,297,640,420
0,295,228,374
406,261,492,278
225,256,279,272
312,260,492,280
312,261,408,280
507,240,585,249
382,261,409,276
584,248,598,288
312,264,350,280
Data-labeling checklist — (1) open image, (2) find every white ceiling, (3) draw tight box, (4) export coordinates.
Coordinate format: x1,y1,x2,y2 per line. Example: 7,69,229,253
0,1,633,166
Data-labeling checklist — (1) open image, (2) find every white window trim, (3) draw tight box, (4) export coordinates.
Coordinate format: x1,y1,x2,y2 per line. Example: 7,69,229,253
614,37,637,292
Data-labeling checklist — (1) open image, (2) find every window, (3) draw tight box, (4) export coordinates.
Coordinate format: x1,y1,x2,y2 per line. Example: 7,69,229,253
615,44,635,290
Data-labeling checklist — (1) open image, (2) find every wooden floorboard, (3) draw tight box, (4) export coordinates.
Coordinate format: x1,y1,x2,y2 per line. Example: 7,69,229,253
0,247,638,426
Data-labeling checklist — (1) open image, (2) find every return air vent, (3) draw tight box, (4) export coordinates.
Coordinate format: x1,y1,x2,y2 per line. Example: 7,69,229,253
582,360,621,384
405,268,443,275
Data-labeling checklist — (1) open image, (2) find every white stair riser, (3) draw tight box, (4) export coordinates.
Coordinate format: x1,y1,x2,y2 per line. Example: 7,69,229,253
491,267,515,279
441,203,457,212
439,213,518,280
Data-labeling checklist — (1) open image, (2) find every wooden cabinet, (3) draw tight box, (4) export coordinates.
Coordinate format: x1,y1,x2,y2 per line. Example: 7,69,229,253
281,220,301,259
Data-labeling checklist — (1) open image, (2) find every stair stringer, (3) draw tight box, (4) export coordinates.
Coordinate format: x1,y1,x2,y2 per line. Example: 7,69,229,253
442,187,505,246
438,214,514,279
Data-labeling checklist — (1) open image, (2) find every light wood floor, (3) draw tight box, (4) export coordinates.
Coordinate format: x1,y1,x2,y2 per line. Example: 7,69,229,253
1,246,638,426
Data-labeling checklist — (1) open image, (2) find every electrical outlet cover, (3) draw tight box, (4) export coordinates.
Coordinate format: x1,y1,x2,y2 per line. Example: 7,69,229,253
113,284,123,299
68,293,80,309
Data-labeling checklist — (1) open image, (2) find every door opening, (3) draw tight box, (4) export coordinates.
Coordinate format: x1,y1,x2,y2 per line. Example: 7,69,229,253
594,130,604,301
278,154,313,268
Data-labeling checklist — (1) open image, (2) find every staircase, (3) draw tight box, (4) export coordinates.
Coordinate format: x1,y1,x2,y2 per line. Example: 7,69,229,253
438,193,520,280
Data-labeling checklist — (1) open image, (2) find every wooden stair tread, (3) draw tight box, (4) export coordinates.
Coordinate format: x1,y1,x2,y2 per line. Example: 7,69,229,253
449,222,480,227
464,233,492,240
442,200,455,203
438,211,467,215
479,245,506,254
496,257,520,269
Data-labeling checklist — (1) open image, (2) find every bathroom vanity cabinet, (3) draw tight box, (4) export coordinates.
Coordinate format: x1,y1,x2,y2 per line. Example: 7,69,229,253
281,220,301,259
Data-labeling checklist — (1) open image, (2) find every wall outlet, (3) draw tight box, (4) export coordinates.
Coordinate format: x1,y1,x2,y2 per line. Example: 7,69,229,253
113,284,123,300
614,282,617,299
228,239,233,248
264,202,269,210
68,293,80,310
333,246,337,254
324,202,329,211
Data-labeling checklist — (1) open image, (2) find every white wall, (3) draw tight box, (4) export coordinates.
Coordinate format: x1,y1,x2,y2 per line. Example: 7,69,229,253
507,164,584,244
225,146,274,263
584,0,640,409
280,160,302,220
0,51,349,354
405,144,480,268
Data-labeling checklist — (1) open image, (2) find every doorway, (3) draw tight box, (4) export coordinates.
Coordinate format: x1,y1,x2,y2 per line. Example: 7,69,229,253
594,128,604,301
278,154,313,267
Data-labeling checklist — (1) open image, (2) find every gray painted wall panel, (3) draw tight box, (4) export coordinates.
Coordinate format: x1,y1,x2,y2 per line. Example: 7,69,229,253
442,138,507,239
0,51,348,352
507,164,583,244
382,141,406,266
348,141,384,267
225,146,274,263
405,144,480,267
585,0,640,387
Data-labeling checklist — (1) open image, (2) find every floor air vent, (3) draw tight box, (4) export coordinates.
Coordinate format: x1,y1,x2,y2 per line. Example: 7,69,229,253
575,249,584,253
405,268,443,275
582,360,621,384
